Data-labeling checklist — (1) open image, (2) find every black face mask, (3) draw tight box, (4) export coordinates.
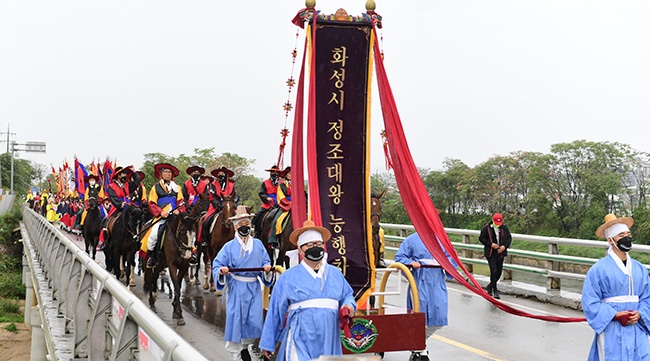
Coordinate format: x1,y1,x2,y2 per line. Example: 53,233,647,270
119,176,127,183
218,175,226,182
304,246,325,262
237,225,251,238
616,236,633,252
192,174,201,181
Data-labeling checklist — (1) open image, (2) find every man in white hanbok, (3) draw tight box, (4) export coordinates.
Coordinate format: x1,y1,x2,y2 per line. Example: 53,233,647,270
582,214,650,360
212,205,273,361
259,220,356,361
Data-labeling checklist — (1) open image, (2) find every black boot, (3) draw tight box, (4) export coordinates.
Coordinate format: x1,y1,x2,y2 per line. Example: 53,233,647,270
493,288,501,299
485,284,493,296
146,251,157,268
189,252,198,266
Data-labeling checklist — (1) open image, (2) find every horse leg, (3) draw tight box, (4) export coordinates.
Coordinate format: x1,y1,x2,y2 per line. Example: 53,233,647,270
129,257,136,288
119,255,126,279
169,266,185,325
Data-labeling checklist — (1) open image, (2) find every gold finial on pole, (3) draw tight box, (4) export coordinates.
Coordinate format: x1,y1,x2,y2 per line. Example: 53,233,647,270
366,0,376,11
306,0,316,9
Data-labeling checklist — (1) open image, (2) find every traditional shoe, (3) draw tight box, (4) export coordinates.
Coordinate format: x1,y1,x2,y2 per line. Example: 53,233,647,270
189,254,198,267
98,242,107,251
493,289,501,299
409,352,423,361
200,240,208,247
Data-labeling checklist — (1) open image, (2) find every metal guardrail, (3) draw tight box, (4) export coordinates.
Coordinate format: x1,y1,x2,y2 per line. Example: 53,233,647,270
20,205,208,361
380,222,650,291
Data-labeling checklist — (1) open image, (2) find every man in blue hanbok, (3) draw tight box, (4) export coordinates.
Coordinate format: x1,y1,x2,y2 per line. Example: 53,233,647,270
212,205,273,361
582,214,650,361
259,220,357,361
395,232,458,361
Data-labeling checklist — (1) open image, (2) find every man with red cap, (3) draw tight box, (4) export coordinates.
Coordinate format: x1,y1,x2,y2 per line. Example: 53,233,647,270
252,165,280,238
145,163,186,268
478,213,512,299
182,165,207,210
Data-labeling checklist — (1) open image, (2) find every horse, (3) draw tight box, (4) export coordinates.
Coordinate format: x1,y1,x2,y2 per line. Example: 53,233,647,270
187,193,212,286
105,204,143,287
371,191,385,268
143,212,195,325
82,197,102,260
199,194,237,292
273,210,295,269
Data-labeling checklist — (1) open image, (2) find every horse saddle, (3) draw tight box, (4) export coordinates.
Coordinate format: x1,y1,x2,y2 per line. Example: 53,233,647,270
106,213,122,238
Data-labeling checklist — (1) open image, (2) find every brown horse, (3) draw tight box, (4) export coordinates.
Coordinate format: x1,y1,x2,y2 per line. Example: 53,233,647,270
198,195,237,292
371,191,385,268
261,208,294,268
143,212,195,325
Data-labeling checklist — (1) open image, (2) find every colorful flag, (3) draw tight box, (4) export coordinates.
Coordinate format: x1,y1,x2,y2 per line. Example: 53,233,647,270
74,158,88,198
102,159,114,194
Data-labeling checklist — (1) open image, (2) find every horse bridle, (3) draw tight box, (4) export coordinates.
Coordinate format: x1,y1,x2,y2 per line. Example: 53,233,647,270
173,214,194,252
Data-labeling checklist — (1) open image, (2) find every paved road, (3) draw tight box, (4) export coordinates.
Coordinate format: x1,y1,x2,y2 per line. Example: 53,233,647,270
65,230,592,361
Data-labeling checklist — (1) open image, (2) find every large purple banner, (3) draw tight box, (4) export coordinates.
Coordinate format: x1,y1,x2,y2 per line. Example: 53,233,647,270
314,21,373,299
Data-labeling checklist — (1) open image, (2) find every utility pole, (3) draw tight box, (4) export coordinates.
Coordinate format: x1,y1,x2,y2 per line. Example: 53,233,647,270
0,123,16,190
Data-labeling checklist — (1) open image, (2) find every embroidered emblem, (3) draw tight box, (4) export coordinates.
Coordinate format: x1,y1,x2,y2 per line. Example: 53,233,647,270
340,318,378,353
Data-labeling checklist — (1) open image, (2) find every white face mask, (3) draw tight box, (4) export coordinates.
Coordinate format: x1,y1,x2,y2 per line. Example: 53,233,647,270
89,180,96,186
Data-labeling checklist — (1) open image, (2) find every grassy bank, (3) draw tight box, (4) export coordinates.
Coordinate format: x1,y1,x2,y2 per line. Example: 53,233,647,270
0,208,27,331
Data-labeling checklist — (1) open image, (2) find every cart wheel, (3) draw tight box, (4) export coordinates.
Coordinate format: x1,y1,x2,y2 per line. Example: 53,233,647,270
374,352,384,359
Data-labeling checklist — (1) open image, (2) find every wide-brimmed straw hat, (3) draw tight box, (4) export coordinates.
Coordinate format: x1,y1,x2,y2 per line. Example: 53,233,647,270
186,165,205,175
265,165,281,173
279,166,291,178
212,167,234,178
595,213,634,239
112,166,133,181
84,174,100,183
289,219,331,246
228,205,254,222
154,163,180,179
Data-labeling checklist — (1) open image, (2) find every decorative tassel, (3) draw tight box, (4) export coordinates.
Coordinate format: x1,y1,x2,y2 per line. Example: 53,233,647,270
381,130,393,170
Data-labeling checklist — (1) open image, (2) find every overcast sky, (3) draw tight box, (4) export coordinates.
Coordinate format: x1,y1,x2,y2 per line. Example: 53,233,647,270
2,1,649,179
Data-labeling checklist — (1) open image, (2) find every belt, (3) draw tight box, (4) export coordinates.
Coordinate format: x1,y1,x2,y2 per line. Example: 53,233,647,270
288,298,338,311
230,274,257,283
603,295,638,303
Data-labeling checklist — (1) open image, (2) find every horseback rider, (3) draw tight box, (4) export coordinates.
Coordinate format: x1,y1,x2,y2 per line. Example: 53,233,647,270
181,165,207,211
196,167,236,247
188,173,217,266
277,166,291,202
145,163,186,269
131,171,148,207
252,165,280,238
99,197,111,219
79,174,104,230
98,166,140,251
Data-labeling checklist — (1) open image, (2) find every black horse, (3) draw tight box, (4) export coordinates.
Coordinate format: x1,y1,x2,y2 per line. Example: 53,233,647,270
143,212,195,325
82,197,102,260
106,205,143,287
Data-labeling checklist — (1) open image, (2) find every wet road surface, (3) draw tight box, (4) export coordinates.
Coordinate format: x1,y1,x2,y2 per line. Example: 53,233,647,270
64,230,591,360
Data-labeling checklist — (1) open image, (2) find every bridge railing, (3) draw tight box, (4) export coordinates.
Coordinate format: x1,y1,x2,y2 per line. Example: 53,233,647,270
380,222,650,292
20,205,208,361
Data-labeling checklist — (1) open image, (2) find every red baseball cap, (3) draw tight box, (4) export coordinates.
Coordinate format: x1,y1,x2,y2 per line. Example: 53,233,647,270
492,213,503,226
